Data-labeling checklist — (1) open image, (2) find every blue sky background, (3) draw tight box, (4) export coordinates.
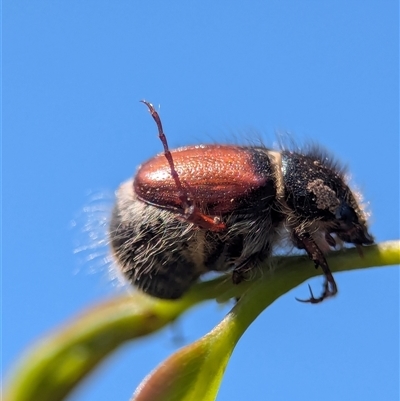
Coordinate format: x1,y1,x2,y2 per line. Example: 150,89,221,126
3,2,399,400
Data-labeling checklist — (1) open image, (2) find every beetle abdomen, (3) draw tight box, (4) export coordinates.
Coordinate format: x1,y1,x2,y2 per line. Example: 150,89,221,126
110,181,207,299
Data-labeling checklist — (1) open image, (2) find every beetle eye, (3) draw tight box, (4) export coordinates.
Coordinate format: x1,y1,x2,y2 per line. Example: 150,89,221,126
336,203,358,225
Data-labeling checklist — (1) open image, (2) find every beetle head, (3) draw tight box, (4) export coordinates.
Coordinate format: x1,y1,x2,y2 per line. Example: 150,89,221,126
281,150,374,247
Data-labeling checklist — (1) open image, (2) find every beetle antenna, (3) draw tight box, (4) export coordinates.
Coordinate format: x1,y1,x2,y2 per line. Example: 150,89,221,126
140,100,188,205
140,100,226,232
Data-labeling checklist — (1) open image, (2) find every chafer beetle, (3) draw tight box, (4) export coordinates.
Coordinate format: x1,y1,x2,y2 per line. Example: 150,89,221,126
109,101,373,303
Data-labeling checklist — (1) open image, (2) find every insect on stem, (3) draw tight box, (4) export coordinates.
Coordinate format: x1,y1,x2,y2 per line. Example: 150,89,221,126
110,101,374,300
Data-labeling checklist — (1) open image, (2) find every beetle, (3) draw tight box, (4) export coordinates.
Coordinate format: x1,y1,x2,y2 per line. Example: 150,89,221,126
109,101,374,303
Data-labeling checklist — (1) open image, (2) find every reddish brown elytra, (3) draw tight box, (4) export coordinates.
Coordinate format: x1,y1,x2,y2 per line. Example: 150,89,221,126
135,145,272,215
139,100,227,232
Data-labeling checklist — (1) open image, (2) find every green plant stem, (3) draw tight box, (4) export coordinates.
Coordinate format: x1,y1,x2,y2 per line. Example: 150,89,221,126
4,240,399,401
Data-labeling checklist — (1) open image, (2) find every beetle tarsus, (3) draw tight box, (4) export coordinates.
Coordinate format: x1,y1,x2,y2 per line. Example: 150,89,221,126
232,269,244,285
293,231,338,304
296,278,338,303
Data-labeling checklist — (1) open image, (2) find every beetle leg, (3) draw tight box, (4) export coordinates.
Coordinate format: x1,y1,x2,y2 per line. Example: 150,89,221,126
231,247,271,284
183,204,226,232
232,257,254,284
325,232,337,248
293,231,338,303
141,100,226,232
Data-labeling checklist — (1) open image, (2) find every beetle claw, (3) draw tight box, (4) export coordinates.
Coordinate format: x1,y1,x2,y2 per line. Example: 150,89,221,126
296,279,337,304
